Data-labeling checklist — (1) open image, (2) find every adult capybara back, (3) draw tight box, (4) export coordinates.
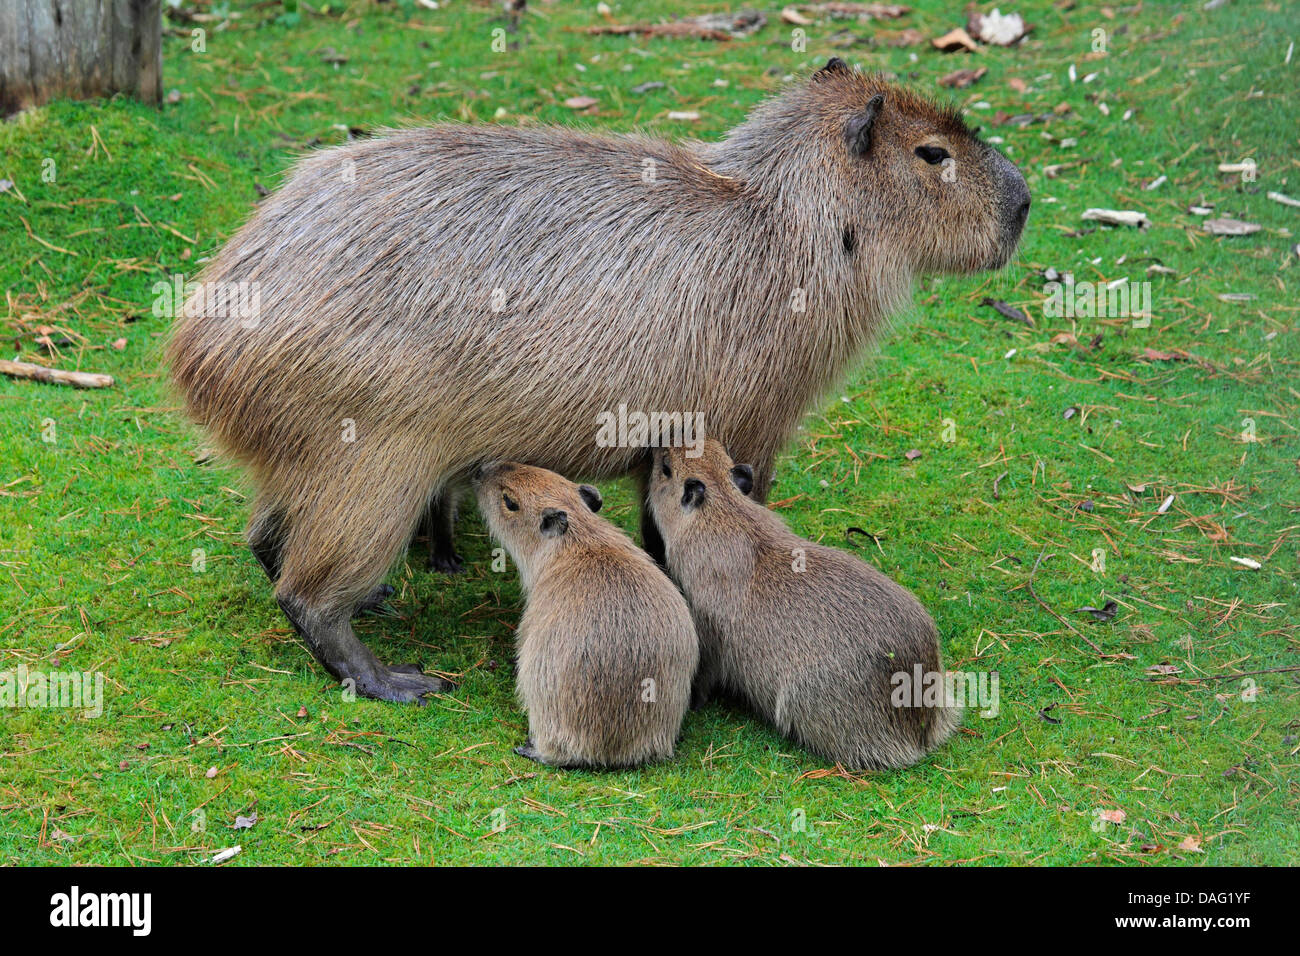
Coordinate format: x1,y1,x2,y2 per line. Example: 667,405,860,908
167,58,1029,701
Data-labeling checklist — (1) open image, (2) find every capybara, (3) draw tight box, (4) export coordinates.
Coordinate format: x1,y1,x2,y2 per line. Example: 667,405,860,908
473,463,697,768
647,440,962,769
167,57,1029,700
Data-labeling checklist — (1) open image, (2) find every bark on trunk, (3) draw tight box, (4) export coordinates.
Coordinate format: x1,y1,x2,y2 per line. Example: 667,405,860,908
0,0,162,117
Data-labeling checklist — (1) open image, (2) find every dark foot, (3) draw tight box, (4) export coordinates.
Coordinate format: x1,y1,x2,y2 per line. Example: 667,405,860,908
352,664,453,704
277,594,452,705
355,583,395,614
428,550,464,574
514,739,549,764
690,683,712,711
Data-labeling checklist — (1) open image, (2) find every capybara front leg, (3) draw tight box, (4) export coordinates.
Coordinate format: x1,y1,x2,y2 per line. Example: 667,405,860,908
247,500,287,582
635,464,667,566
422,492,463,574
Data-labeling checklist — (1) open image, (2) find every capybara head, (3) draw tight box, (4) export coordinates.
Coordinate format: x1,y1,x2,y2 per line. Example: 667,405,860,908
473,462,603,577
718,58,1030,274
647,440,757,542
818,58,1029,271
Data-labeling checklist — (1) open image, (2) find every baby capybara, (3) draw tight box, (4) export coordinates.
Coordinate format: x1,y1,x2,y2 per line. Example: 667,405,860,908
648,440,961,769
167,58,1028,700
474,463,697,768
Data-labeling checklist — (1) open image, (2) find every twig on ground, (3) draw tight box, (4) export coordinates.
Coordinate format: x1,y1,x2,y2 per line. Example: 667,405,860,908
0,358,114,389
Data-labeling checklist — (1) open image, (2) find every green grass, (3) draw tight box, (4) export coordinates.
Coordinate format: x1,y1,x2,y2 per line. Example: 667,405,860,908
2,0,1297,865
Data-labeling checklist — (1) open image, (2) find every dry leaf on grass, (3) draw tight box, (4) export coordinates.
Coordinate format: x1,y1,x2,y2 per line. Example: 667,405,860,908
939,66,988,88
932,27,979,52
1075,600,1118,623
1082,208,1150,228
813,2,911,18
879,27,926,46
1203,217,1260,236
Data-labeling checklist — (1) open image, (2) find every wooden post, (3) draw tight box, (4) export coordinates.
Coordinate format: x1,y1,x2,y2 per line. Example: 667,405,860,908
0,0,162,118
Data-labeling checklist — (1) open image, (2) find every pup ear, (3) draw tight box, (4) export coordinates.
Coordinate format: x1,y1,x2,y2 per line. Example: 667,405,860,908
730,463,755,496
578,484,603,513
815,57,850,79
540,508,569,537
682,478,707,509
845,93,886,156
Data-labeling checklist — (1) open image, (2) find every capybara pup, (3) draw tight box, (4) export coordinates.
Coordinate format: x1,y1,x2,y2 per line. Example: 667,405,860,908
167,57,1028,699
474,463,698,768
647,440,961,769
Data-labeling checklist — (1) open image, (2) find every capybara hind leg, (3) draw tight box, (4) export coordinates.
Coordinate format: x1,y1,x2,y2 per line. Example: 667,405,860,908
274,458,451,702
277,593,450,702
423,491,463,574
251,498,394,615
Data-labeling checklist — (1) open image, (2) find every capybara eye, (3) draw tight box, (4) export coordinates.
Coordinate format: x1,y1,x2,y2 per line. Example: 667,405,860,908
503,492,519,511
915,145,950,165
662,459,672,479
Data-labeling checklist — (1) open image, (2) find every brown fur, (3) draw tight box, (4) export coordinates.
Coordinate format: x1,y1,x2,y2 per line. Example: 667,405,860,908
165,59,1027,699
474,463,697,768
648,440,962,770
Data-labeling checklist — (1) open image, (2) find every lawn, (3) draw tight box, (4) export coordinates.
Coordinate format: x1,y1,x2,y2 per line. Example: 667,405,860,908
1,0,1297,866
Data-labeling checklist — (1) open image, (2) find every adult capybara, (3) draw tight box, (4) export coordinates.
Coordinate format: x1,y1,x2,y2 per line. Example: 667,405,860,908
167,58,1029,701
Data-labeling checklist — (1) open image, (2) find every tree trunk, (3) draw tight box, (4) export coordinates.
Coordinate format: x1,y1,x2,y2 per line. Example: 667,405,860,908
0,0,162,118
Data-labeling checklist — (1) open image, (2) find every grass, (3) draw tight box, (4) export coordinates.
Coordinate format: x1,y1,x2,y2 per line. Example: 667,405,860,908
1,0,1297,866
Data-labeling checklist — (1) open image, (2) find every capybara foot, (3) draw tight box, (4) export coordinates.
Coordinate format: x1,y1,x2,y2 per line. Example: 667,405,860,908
514,739,551,764
354,664,452,704
428,549,464,574
355,583,395,614
277,593,451,704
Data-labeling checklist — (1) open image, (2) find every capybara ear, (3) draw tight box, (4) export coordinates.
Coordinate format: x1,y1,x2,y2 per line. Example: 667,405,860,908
816,57,849,78
578,484,603,513
730,464,755,496
845,93,886,156
540,508,569,537
682,478,707,509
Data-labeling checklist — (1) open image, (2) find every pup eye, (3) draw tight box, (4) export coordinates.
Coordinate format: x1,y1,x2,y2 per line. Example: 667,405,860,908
502,492,518,512
662,459,672,478
915,145,950,165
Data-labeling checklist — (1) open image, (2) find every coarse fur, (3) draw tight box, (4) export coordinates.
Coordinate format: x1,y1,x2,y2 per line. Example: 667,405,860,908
473,463,698,768
166,59,1029,700
648,439,962,770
